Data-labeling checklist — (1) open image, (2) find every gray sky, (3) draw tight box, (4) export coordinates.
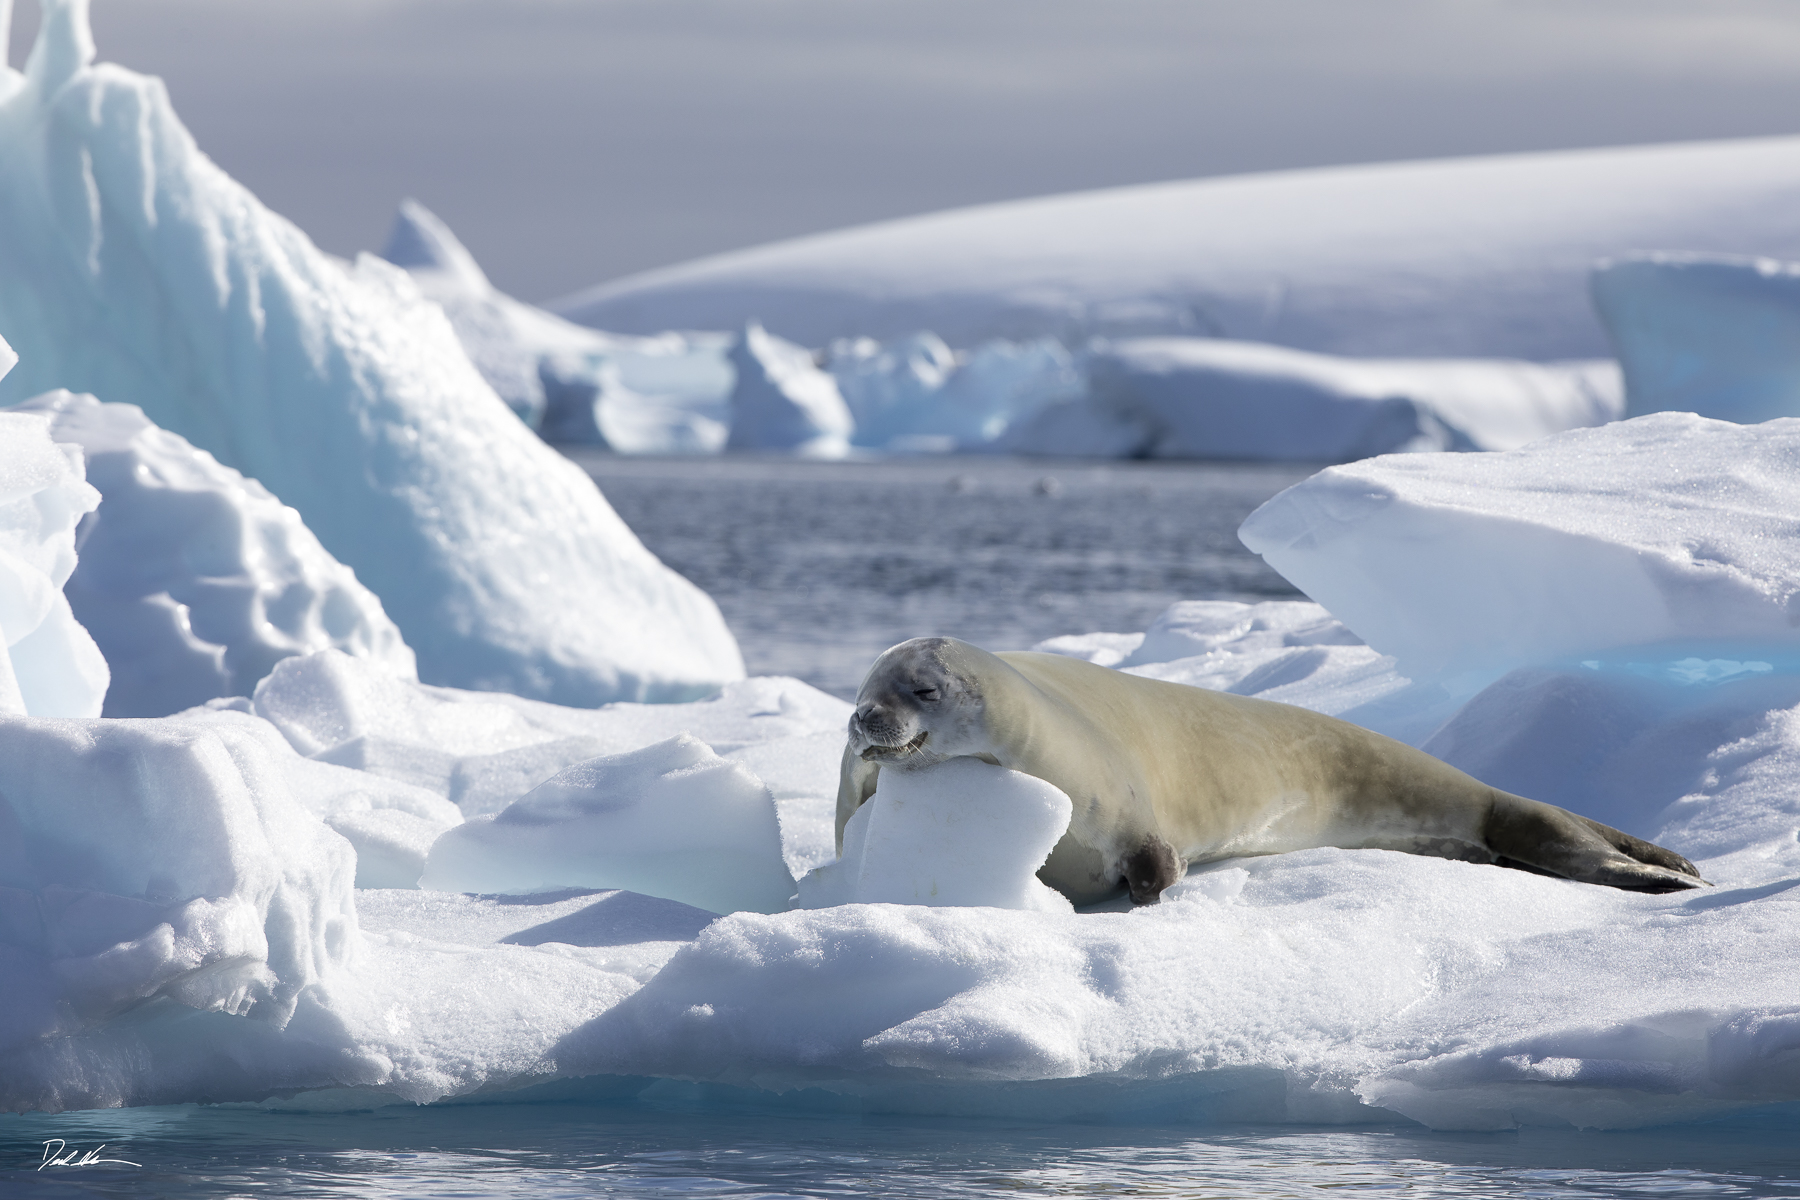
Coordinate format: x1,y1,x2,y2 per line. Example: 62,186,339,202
14,0,1800,304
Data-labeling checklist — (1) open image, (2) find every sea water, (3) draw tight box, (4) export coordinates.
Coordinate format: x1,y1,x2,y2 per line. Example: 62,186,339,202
574,452,1311,697
5,1093,1800,1197
7,455,1799,1197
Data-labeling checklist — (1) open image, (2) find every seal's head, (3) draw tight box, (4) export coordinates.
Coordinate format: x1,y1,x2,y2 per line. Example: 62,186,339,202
848,637,992,769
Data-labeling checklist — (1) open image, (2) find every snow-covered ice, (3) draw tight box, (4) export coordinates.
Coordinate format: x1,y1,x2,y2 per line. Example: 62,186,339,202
242,648,849,836
1239,413,1800,688
0,361,107,718
798,758,1074,913
553,136,1800,358
999,339,1621,460
0,713,358,1084
421,734,796,916
0,3,743,705
725,322,854,456
10,390,416,717
1594,253,1800,425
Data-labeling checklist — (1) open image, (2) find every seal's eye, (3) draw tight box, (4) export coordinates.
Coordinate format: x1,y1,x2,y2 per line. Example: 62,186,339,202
913,688,940,701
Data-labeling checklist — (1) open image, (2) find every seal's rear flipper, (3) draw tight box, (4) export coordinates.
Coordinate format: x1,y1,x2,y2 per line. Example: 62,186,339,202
1484,793,1709,892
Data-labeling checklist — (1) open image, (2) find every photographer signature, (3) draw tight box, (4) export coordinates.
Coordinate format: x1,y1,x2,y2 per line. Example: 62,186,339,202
38,1139,141,1170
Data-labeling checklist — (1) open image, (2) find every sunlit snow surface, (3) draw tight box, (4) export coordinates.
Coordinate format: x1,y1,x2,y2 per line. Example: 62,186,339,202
553,136,1800,358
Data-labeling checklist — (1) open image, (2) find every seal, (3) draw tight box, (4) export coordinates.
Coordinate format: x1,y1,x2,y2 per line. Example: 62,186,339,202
839,637,1705,905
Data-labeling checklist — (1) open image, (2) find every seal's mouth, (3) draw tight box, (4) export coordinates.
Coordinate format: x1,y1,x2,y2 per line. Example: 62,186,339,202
860,730,928,761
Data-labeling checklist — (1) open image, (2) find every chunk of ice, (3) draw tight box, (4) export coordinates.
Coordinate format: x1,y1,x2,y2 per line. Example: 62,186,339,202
420,734,795,915
798,757,1074,913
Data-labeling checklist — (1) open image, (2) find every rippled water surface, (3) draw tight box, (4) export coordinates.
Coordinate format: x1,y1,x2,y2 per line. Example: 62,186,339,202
570,452,1312,698
6,1097,1800,1198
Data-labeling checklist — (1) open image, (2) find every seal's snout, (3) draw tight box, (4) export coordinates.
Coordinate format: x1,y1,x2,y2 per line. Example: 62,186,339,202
849,701,892,750
850,699,929,761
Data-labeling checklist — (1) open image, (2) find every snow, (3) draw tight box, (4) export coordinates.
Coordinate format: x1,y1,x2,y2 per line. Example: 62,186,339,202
0,365,108,718
9,390,416,718
998,339,1621,460
242,648,849,835
421,734,795,916
1593,253,1800,424
0,4,743,706
725,322,854,456
798,758,1074,913
1238,413,1800,689
551,136,1800,358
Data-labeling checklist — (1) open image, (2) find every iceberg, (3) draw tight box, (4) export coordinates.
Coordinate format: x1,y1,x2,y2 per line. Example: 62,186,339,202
380,198,730,454
11,390,416,717
420,734,796,916
725,322,853,455
0,2,743,705
826,331,1083,451
999,338,1621,460
0,365,107,718
1593,252,1800,423
552,136,1800,358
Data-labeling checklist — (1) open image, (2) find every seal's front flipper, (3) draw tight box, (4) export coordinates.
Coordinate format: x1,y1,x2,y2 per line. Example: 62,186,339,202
1122,835,1182,904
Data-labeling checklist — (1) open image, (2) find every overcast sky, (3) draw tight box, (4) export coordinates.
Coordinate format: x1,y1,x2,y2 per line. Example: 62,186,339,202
12,0,1800,303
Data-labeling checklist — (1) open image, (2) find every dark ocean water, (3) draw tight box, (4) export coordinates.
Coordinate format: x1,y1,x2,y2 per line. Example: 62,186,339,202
569,452,1311,699
6,1092,1800,1199
9,454,1798,1198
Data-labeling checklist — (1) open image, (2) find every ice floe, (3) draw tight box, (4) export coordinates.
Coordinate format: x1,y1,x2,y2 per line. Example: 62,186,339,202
14,407,1800,1126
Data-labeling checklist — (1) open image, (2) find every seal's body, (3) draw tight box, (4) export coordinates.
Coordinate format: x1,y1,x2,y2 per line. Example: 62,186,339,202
839,637,1704,905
